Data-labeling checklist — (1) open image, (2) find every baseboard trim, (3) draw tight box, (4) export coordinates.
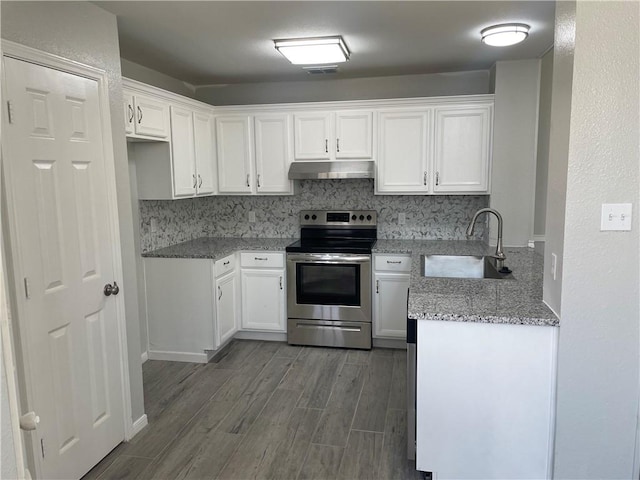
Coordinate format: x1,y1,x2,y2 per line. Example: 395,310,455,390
129,414,148,440
147,350,209,363
141,351,148,363
234,331,288,342
373,337,407,349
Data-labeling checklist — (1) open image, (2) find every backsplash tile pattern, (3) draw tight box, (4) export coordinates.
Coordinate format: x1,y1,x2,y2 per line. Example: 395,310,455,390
139,179,489,252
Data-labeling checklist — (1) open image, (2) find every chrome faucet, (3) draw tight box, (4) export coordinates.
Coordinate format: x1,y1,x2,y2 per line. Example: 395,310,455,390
466,208,506,270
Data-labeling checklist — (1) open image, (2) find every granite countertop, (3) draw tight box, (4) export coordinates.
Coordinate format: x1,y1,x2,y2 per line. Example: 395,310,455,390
142,237,296,261
144,236,558,327
374,239,558,327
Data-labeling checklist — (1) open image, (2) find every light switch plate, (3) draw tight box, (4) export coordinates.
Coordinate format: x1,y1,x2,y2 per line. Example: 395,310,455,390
601,203,632,231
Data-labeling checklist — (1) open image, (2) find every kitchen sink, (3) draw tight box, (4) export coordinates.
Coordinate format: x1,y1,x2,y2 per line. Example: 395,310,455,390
420,254,511,279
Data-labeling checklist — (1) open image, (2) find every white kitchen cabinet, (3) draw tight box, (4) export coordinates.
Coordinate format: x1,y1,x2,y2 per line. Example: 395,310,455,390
376,110,431,194
215,269,239,347
254,114,294,194
129,93,170,139
293,110,373,160
240,252,286,332
216,114,293,195
135,105,216,199
433,105,492,193
416,320,557,479
144,258,215,362
373,254,411,338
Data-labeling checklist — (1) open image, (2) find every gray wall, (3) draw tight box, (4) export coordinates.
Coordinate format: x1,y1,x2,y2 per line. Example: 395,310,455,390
121,58,196,99
553,1,640,477
194,70,490,105
489,59,541,247
1,1,145,425
534,49,553,238
543,1,576,315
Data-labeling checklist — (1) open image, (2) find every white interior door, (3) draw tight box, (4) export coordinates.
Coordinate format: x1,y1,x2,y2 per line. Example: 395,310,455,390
3,57,125,479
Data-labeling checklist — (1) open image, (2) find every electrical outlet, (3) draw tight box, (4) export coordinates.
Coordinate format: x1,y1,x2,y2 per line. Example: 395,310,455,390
601,203,632,231
551,253,557,281
248,211,256,223
398,213,406,225
150,217,158,233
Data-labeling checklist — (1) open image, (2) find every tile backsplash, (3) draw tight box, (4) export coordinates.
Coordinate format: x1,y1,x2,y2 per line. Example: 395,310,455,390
139,179,489,252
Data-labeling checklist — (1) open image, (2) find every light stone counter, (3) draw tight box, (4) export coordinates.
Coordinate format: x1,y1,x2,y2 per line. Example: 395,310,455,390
142,237,296,261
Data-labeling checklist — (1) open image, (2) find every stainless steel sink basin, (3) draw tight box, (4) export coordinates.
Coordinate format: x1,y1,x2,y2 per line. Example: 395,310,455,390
421,254,511,279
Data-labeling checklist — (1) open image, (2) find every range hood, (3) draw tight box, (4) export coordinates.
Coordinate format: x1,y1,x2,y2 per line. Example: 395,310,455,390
288,161,375,180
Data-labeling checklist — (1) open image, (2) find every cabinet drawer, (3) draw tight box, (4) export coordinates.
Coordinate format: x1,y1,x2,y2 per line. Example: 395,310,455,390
375,254,412,272
240,252,284,268
214,254,236,277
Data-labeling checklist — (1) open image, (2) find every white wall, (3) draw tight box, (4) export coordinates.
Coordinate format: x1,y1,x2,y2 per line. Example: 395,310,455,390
0,1,145,424
543,1,576,315
194,70,490,105
121,58,196,99
489,59,541,247
534,49,553,238
553,1,640,477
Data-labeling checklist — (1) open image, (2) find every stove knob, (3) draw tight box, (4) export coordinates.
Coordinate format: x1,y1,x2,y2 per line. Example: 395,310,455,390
311,214,317,220
366,214,372,221
359,215,364,221
351,215,357,221
304,214,310,220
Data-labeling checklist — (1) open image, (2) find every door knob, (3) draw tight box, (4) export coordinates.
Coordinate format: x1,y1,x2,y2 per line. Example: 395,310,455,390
104,281,120,296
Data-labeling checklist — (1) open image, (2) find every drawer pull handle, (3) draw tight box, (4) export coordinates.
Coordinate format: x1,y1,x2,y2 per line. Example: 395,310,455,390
325,139,328,153
279,276,283,290
387,260,402,264
223,261,230,266
218,286,222,300
193,174,197,188
137,106,143,124
198,174,203,188
336,138,340,153
255,257,268,261
423,171,427,185
128,104,134,123
246,174,250,187
376,280,379,294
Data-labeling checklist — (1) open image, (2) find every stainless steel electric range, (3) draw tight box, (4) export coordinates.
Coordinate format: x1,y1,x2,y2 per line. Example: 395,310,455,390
285,210,377,350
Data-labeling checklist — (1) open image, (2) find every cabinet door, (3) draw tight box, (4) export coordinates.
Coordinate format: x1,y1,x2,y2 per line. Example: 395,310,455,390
254,114,293,194
376,110,431,194
294,112,333,160
373,272,410,338
335,110,373,159
241,268,286,331
433,106,491,193
194,112,217,196
216,271,238,348
170,106,197,197
133,94,170,138
123,92,134,135
216,116,253,193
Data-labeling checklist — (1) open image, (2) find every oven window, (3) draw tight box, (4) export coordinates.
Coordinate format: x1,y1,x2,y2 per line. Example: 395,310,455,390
296,263,361,306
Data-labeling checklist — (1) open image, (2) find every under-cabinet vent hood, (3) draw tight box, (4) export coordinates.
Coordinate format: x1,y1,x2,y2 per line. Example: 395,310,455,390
288,161,375,180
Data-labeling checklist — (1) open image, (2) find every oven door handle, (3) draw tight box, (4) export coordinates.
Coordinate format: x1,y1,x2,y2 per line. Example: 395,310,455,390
287,254,371,263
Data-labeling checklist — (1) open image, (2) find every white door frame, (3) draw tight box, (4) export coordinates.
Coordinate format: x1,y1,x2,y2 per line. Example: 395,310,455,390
1,40,133,478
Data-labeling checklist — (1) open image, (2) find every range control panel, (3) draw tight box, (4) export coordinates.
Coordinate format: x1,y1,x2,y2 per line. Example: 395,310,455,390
300,210,377,227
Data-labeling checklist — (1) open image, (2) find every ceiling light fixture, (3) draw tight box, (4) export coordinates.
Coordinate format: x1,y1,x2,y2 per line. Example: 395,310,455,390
274,36,350,65
481,23,530,47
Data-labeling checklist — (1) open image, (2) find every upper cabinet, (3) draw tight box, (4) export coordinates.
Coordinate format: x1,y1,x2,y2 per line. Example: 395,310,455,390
125,93,170,140
216,113,293,195
293,110,373,161
433,105,492,193
376,100,493,195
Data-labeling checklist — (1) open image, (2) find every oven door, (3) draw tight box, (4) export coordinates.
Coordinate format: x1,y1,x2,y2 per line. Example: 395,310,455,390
286,253,372,323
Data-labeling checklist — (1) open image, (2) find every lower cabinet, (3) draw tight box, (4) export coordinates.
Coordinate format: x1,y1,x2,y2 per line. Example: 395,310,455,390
240,252,286,332
373,254,411,339
144,258,215,362
416,321,558,478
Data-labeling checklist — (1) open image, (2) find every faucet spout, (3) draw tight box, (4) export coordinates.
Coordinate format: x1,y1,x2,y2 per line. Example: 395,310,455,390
466,208,506,269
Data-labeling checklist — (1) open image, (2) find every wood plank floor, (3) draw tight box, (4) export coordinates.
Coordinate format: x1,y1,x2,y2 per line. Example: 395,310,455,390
83,340,422,480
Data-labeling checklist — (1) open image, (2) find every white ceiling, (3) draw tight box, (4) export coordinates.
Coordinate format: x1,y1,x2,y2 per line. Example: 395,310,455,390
95,1,556,85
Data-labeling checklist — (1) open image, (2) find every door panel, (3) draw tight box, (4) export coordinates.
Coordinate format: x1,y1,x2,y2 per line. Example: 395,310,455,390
193,112,216,195
3,57,124,480
216,116,253,193
294,112,332,160
170,106,196,197
254,114,293,194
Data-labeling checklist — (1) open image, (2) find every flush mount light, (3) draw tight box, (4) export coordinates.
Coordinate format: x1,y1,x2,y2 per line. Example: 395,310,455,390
274,36,350,65
481,23,530,47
